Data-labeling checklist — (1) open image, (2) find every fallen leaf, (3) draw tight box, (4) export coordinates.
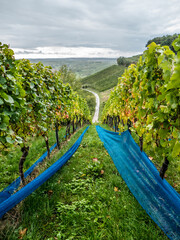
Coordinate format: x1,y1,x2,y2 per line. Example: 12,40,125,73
173,183,177,188
114,187,118,192
48,190,53,196
101,170,104,175
149,156,153,160
19,228,27,239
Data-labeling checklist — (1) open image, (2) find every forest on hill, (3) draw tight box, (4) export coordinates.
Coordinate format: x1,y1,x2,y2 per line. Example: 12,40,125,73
146,33,179,53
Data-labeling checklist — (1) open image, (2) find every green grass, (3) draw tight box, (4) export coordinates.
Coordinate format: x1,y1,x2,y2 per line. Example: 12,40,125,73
81,65,125,92
0,124,169,240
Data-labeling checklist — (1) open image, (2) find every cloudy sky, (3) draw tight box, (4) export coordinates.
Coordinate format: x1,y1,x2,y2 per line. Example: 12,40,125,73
0,0,180,58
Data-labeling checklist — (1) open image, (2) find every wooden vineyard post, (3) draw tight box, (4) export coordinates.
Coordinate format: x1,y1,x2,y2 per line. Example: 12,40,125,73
127,119,131,134
139,135,143,152
19,146,29,185
55,121,60,150
160,156,169,179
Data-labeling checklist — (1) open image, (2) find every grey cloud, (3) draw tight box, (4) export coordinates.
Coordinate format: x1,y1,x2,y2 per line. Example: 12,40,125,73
0,0,180,56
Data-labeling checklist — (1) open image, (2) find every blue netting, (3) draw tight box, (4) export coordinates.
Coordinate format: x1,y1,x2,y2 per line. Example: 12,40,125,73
0,126,89,218
96,126,180,240
0,143,57,204
0,129,74,204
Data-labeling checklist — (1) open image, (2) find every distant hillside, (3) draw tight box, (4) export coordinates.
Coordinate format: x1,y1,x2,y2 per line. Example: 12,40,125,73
82,55,141,92
117,54,141,66
81,65,125,92
30,58,116,78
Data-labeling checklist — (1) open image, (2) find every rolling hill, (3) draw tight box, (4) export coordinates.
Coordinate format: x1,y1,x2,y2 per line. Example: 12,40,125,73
81,65,125,92
81,55,141,92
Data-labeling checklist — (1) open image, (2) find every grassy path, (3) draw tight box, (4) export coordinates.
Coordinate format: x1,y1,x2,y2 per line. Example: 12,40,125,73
1,125,168,240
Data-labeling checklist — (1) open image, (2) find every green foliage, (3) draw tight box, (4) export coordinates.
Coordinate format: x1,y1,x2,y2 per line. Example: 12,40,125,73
146,33,179,53
0,127,66,191
79,89,96,116
0,42,91,184
117,57,131,66
103,37,180,172
59,65,81,91
57,65,95,117
0,43,91,151
0,43,25,147
85,160,103,178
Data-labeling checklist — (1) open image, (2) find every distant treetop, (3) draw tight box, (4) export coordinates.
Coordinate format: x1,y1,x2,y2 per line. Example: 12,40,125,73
146,33,179,53
117,57,131,67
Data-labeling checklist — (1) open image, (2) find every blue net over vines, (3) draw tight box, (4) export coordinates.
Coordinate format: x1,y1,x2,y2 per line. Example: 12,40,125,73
0,131,73,204
0,127,89,218
0,143,57,204
96,126,180,240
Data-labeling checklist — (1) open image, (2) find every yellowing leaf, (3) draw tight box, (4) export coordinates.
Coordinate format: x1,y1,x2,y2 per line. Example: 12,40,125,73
19,228,27,239
114,187,118,192
48,190,53,196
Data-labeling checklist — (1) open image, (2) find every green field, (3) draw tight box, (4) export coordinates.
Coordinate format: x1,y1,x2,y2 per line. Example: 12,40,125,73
30,58,116,78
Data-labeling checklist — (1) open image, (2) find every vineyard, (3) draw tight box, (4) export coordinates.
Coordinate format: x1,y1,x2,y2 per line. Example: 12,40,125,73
102,36,180,179
0,42,91,185
0,35,180,240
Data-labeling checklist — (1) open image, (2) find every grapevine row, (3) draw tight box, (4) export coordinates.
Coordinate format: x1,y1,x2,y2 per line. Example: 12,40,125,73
0,43,91,183
102,36,180,178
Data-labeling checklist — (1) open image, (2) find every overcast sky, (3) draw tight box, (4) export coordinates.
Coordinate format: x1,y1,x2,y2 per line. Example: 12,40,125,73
0,0,180,58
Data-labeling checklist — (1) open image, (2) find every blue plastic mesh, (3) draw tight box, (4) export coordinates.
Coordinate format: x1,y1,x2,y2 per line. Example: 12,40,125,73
0,143,57,204
96,126,180,240
0,126,89,218
0,130,75,204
